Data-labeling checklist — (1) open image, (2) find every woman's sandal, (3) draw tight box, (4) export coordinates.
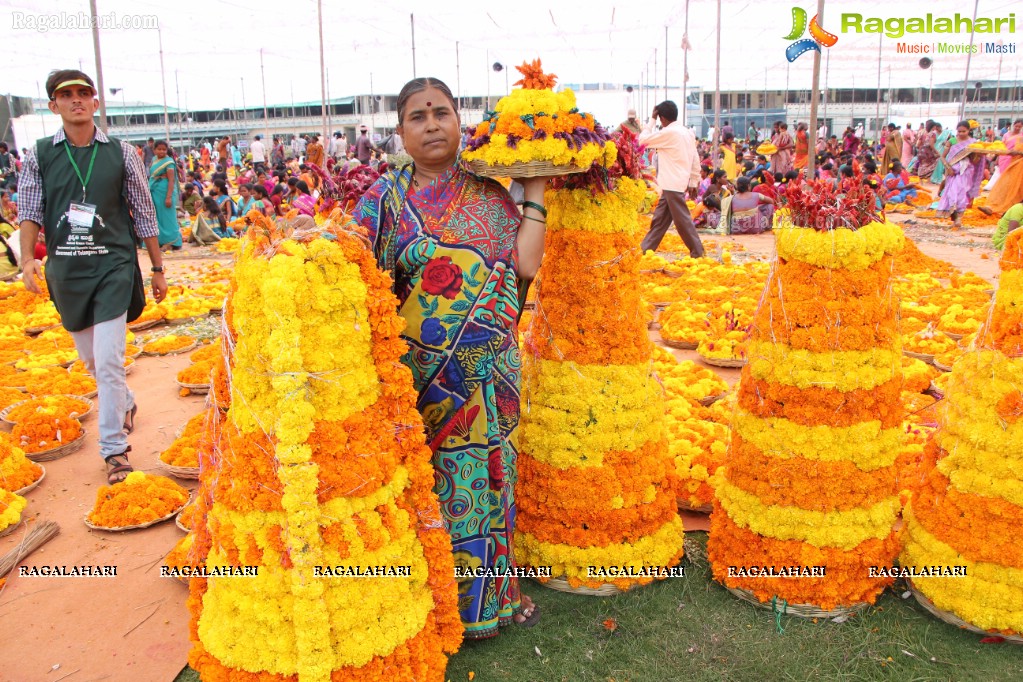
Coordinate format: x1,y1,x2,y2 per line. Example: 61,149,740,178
515,595,541,628
123,405,138,435
105,447,133,484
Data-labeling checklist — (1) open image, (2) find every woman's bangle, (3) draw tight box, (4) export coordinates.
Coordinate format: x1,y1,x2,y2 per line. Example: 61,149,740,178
522,200,547,218
522,214,546,225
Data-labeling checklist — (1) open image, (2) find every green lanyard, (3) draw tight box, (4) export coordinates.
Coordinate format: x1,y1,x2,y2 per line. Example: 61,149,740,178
63,141,99,202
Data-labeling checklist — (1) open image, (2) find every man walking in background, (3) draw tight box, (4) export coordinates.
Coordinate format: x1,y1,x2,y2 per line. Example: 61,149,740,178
355,125,373,165
638,100,704,257
18,69,167,484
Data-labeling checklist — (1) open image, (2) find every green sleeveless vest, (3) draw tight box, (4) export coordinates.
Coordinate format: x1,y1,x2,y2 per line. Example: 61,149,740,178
35,132,138,332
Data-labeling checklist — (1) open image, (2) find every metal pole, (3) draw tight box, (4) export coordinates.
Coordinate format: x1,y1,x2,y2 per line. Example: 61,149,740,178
327,67,333,138
785,62,790,119
682,0,690,126
654,48,658,104
486,49,491,110
89,0,108,133
875,30,882,143
713,0,721,167
410,14,417,78
958,0,980,120
807,0,824,179
317,0,328,142
664,25,668,103
370,72,375,133
456,41,461,112
993,54,1003,128
927,66,933,117
260,48,270,144
175,69,182,144
158,27,170,142
886,67,892,123
823,48,829,130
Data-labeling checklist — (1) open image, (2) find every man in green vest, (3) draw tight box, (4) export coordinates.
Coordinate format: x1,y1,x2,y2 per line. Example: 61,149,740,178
18,69,168,484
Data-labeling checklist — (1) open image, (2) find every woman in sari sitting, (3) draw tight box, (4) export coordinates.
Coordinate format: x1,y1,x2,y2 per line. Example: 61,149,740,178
291,180,317,216
936,121,986,228
148,140,181,249
729,175,774,235
882,160,918,204
353,76,548,640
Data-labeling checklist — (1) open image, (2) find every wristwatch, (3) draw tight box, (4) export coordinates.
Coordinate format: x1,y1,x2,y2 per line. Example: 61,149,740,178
151,266,165,273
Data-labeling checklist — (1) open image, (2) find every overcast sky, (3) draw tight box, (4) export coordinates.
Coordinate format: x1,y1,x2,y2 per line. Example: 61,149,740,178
2,0,1019,110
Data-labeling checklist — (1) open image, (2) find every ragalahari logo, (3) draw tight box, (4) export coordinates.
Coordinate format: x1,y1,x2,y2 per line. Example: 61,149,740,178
785,7,839,62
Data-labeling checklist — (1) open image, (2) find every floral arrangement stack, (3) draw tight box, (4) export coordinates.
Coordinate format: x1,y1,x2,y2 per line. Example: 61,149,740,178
187,217,461,682
12,412,84,456
0,434,44,493
708,181,910,613
0,488,27,535
900,230,1023,638
462,60,616,176
515,129,684,592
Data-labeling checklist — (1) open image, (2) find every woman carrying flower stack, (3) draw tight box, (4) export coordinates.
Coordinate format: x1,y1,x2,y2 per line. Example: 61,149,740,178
353,76,549,639
936,121,986,228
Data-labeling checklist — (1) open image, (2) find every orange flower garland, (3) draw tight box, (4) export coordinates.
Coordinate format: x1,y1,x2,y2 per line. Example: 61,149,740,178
516,163,684,590
901,229,1023,635
708,187,906,611
86,471,189,527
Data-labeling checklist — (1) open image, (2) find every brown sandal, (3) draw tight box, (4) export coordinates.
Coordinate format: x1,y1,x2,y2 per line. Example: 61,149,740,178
123,405,138,435
105,447,133,484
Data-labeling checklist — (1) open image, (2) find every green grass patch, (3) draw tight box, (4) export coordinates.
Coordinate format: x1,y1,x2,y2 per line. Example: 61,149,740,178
175,534,1021,682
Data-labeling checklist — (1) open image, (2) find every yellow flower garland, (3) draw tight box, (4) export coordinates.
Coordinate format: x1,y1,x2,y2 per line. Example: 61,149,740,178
775,221,904,271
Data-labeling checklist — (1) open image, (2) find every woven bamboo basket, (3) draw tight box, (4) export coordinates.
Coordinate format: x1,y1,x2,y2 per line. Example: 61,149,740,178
143,339,198,357
165,315,208,327
175,506,193,533
698,355,747,368
84,493,191,532
125,345,143,360
903,350,935,364
542,576,626,597
73,389,98,400
662,338,698,350
1,395,94,426
14,464,45,496
176,381,211,395
25,430,87,462
24,324,60,336
123,358,136,375
942,331,964,341
128,319,163,332
0,519,23,538
467,159,586,179
932,359,953,372
909,581,1023,644
727,586,869,619
163,462,200,480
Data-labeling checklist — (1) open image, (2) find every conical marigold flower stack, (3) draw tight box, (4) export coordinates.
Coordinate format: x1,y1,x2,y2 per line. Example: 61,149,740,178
708,184,909,611
901,229,1023,637
187,220,461,682
515,132,685,591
